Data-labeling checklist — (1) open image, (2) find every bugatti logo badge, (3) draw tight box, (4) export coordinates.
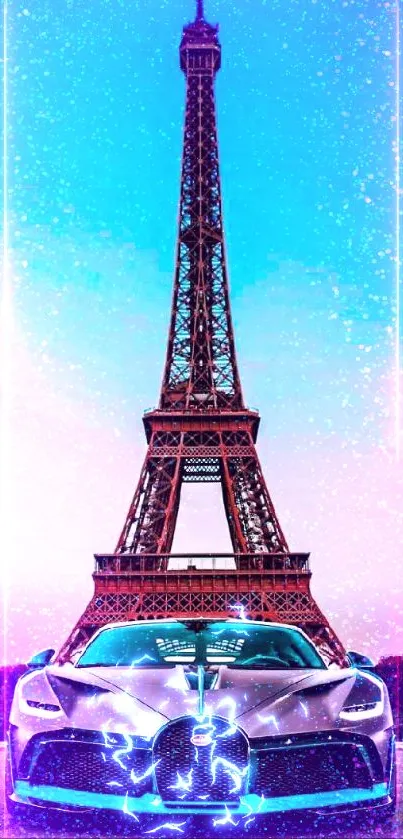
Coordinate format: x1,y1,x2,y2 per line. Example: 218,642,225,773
191,732,212,747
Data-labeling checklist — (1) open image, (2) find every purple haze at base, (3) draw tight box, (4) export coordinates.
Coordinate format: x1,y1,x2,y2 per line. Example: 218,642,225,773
1,0,402,663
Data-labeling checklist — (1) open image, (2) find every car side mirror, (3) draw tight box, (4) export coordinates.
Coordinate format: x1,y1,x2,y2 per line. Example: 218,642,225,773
347,650,375,670
26,648,55,670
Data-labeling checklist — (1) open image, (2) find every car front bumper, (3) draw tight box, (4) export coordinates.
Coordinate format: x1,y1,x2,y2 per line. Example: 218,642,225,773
13,779,390,817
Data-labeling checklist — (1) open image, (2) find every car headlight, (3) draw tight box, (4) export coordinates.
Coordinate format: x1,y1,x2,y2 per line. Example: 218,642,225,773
27,699,61,712
21,696,62,716
339,670,384,721
339,699,384,721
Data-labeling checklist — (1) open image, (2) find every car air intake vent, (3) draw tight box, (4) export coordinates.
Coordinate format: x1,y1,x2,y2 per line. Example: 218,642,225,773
153,716,249,802
30,740,153,797
184,670,217,690
294,681,344,697
254,742,372,797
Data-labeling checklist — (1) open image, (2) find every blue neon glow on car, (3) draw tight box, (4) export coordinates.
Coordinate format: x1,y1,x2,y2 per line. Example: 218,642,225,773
14,780,389,814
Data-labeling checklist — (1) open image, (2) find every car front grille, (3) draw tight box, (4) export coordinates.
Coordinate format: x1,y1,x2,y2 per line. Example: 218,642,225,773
29,738,153,797
21,727,377,806
153,716,249,803
253,742,373,797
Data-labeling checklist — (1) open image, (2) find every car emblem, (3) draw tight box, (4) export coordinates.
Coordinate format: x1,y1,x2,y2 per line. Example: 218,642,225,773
191,732,213,747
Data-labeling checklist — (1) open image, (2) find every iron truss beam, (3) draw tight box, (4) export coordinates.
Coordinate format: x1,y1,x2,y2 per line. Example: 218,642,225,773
59,8,347,668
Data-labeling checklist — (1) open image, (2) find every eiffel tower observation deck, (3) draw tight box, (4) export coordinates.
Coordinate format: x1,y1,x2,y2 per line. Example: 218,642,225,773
59,1,347,667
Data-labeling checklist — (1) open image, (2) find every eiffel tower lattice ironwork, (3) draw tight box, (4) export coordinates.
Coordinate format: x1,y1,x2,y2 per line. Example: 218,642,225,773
60,1,347,666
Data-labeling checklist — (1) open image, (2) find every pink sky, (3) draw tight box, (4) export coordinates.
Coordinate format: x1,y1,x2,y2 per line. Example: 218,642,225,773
2,320,402,665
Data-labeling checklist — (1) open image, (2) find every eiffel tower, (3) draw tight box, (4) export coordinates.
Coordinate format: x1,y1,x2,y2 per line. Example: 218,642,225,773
59,0,346,666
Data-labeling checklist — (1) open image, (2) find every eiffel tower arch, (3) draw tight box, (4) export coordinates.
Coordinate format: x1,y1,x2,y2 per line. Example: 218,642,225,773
59,2,347,667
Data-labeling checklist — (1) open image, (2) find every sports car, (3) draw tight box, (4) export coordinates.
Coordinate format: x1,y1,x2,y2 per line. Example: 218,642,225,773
7,619,397,828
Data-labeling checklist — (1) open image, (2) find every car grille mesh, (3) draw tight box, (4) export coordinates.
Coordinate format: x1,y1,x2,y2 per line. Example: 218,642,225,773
153,716,249,803
30,740,153,797
253,742,372,797
25,727,374,805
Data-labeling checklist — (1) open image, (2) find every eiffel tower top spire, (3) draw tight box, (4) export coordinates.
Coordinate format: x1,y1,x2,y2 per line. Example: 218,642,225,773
195,0,204,21
183,0,218,45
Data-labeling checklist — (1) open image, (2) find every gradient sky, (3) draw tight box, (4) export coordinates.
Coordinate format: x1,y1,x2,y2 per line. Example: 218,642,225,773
1,0,402,663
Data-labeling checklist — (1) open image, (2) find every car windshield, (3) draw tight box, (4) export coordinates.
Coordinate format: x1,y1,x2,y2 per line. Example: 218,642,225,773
76,621,325,670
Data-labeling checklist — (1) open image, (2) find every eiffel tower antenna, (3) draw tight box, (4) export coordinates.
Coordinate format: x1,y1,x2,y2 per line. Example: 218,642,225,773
196,0,204,21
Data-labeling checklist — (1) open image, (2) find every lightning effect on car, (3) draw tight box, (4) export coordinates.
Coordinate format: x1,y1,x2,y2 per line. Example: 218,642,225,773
7,619,396,833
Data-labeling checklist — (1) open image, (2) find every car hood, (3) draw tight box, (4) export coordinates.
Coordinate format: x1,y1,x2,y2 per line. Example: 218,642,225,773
54,664,322,717
17,662,371,739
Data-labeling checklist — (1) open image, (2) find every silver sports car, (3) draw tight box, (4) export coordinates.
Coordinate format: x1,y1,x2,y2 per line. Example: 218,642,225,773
7,619,396,828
